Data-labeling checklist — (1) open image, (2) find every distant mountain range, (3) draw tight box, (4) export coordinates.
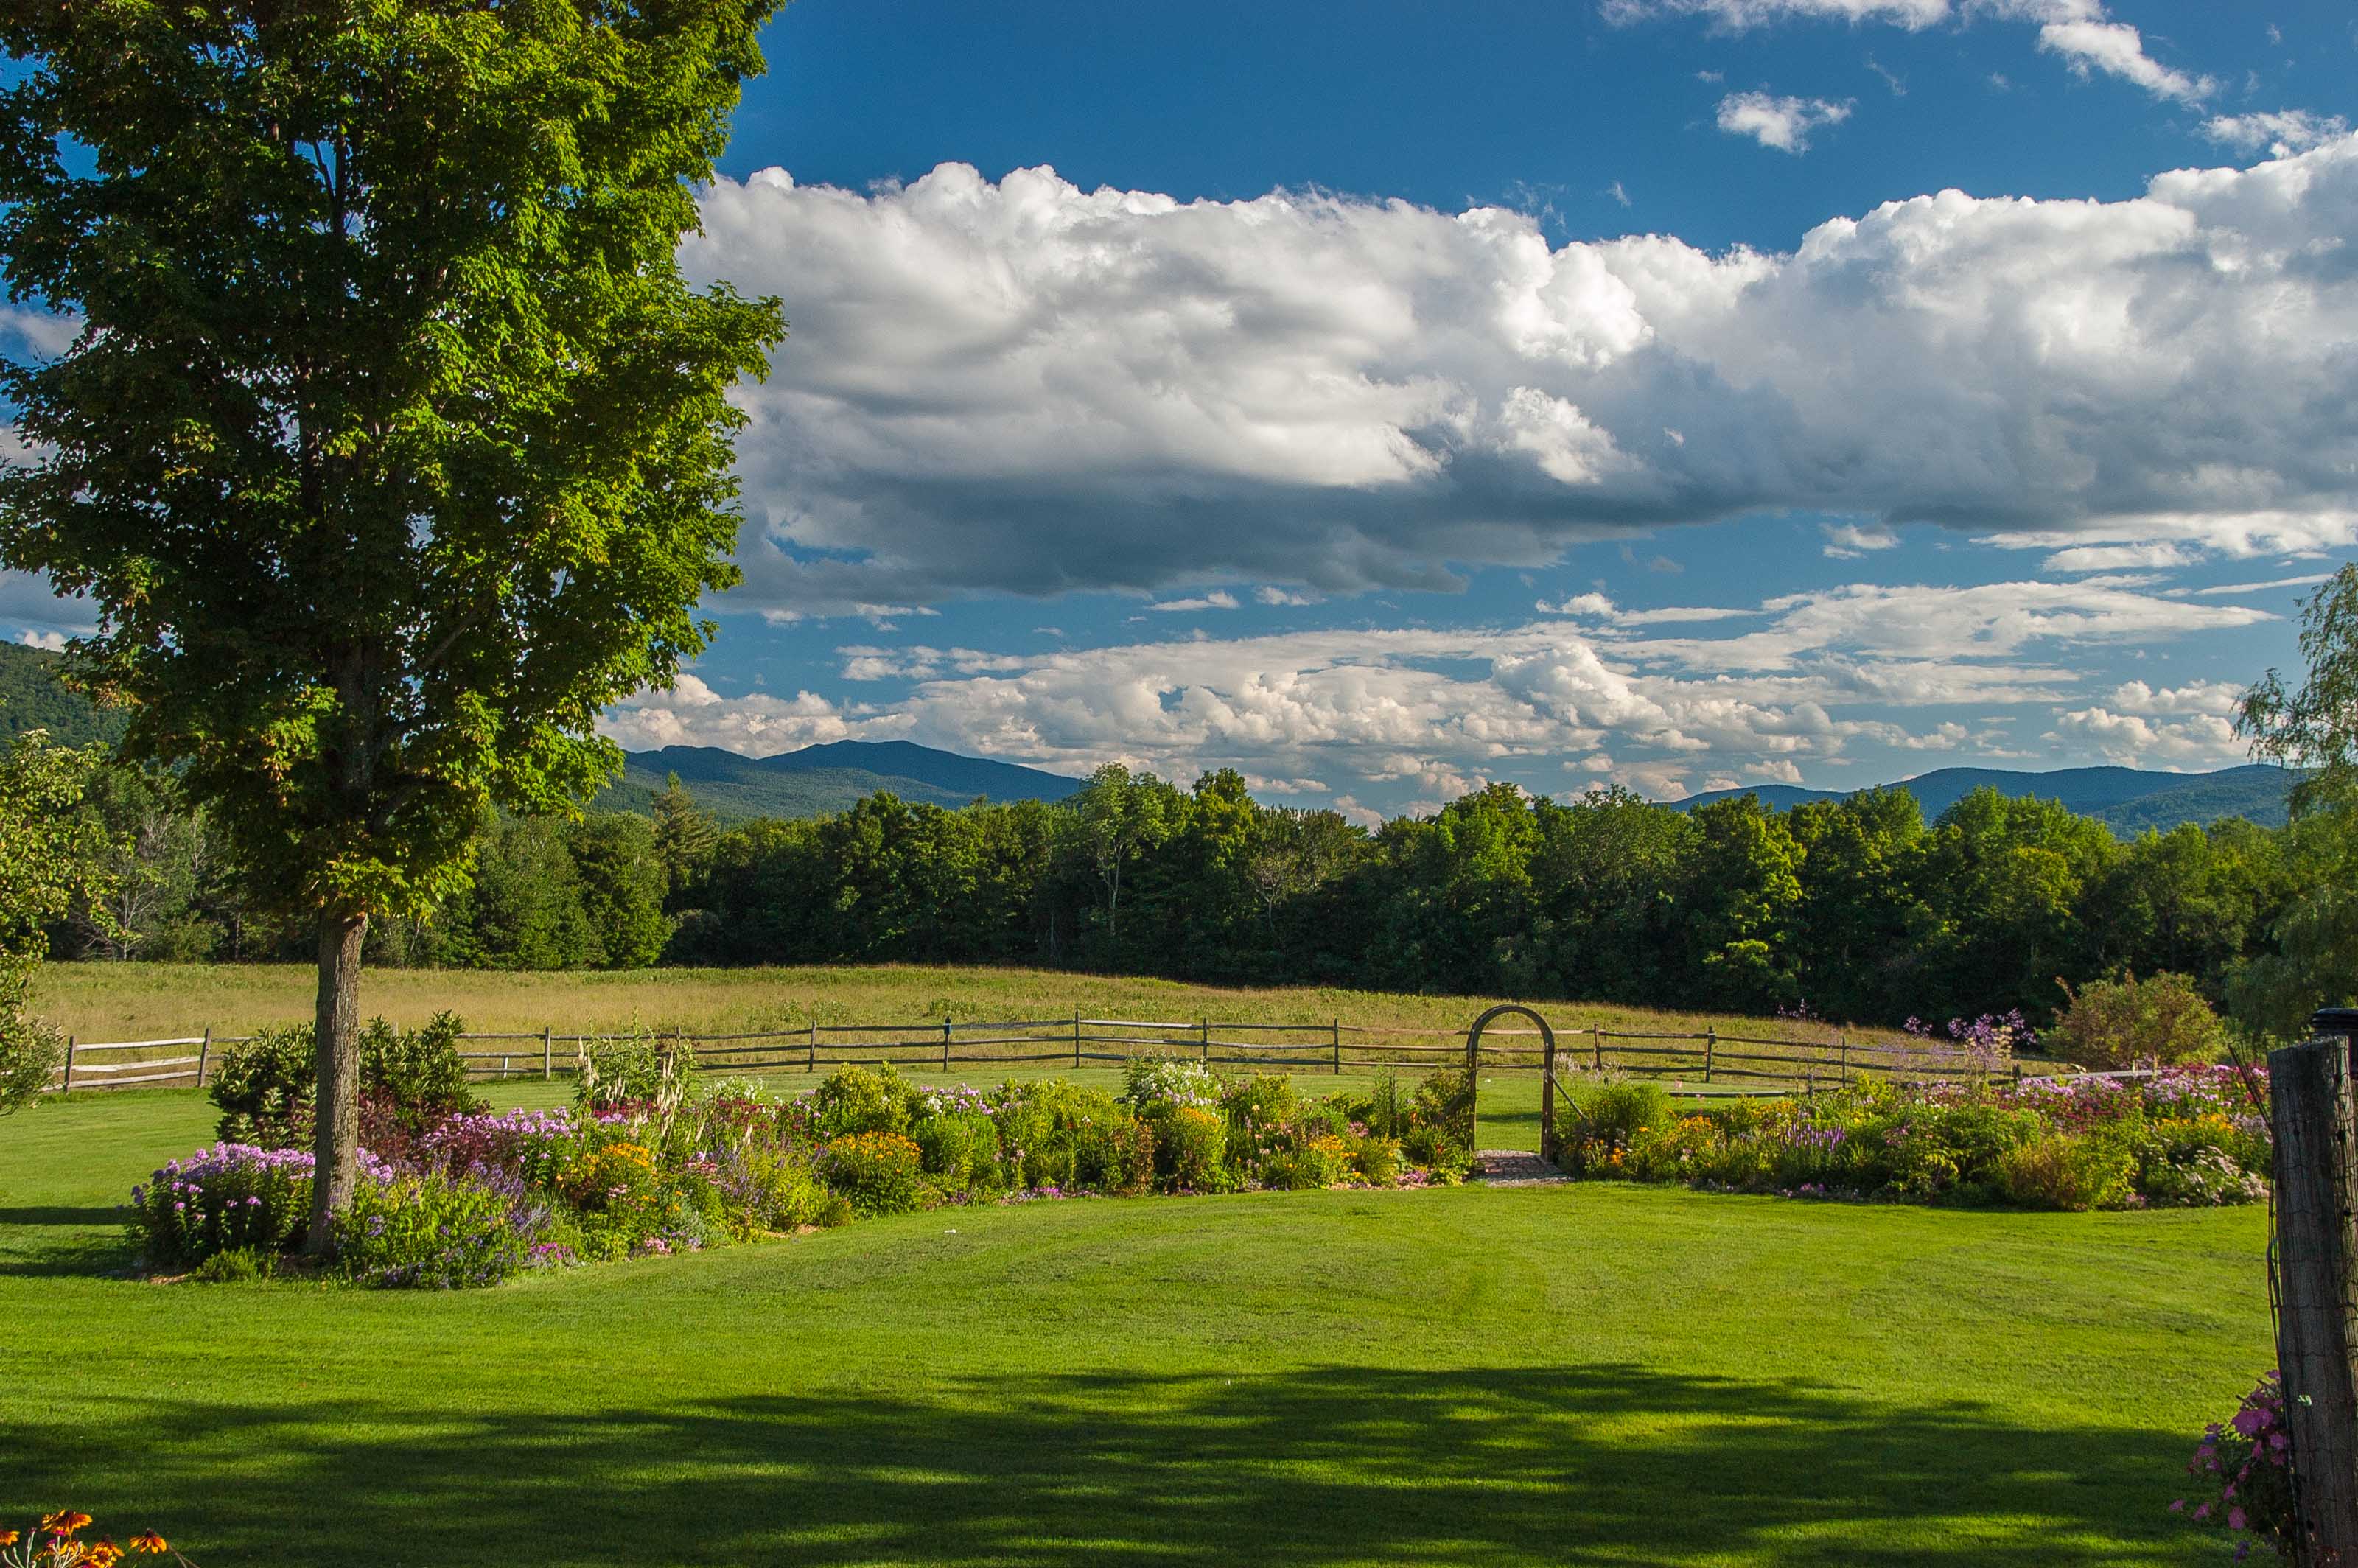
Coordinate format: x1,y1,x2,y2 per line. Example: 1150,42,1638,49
603,740,1082,821
1669,763,2300,836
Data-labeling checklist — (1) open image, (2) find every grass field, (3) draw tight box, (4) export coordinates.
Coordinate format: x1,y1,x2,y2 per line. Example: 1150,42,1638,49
29,960,1910,1049
1,1080,2271,1566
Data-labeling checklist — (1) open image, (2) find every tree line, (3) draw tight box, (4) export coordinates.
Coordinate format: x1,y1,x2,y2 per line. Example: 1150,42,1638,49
46,757,2349,1038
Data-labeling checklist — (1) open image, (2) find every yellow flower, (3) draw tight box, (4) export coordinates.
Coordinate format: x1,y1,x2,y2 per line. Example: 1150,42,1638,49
0,1530,18,1546
80,1541,123,1568
44,1512,93,1534
130,1533,169,1554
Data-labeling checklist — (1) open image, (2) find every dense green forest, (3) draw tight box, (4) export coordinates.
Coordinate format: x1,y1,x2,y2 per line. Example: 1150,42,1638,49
30,755,2350,1040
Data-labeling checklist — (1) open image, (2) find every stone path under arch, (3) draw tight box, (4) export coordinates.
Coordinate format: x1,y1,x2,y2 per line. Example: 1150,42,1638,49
1475,1149,1570,1186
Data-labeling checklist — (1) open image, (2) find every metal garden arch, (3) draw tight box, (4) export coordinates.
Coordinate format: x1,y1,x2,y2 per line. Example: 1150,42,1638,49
1462,1004,1562,1164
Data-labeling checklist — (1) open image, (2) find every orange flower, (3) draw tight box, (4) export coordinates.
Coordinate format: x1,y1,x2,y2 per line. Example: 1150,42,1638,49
44,1511,93,1533
0,1530,17,1546
130,1532,169,1554
79,1541,123,1568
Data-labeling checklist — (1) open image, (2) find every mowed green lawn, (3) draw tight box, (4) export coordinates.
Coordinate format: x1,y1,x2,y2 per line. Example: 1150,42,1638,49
1,1082,2270,1567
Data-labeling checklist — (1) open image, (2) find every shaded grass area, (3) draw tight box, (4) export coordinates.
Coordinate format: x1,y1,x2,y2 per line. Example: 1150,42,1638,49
1,1089,2267,1565
29,959,1901,1049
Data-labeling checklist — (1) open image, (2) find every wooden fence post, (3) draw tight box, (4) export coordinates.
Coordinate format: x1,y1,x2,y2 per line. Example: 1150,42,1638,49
1837,1035,1848,1088
1200,1020,1210,1063
1704,1027,1716,1085
61,1035,74,1093
543,1026,553,1082
943,1015,953,1071
1591,1026,1603,1072
808,1018,817,1073
1333,1018,1342,1074
1074,1007,1083,1070
197,1026,211,1089
2273,1026,2358,1564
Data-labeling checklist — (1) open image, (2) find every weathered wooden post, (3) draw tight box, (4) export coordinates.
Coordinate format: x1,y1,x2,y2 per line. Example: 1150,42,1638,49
542,1026,553,1082
942,1015,953,1071
60,1035,74,1093
197,1026,211,1088
2273,1009,2358,1563
1704,1026,1716,1085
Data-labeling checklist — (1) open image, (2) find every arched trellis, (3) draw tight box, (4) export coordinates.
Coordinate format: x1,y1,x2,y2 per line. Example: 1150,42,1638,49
1463,1004,1562,1166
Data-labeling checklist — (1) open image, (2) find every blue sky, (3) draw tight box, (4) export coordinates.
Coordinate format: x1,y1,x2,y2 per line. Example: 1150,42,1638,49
7,0,2358,815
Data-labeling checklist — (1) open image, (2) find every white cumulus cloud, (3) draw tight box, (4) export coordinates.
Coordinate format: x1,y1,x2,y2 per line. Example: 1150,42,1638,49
2203,111,2353,158
688,136,2358,617
1715,91,1855,153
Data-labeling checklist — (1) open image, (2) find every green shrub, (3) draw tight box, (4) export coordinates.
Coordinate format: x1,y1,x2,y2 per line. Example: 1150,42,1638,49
1555,1079,1672,1174
810,1063,913,1139
205,1023,316,1146
1220,1072,1300,1133
362,1012,478,1130
2052,972,2228,1069
209,1013,484,1147
0,1009,64,1114
335,1171,531,1288
190,1247,273,1284
1074,1113,1155,1195
1995,1133,2138,1211
913,1111,1004,1192
824,1130,926,1215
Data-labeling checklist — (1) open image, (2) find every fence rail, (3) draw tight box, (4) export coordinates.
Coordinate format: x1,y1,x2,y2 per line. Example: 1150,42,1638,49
42,1009,2045,1096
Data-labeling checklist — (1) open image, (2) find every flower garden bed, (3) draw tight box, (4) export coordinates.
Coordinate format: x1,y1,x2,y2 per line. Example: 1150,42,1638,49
129,1039,1480,1288
1553,1063,2270,1210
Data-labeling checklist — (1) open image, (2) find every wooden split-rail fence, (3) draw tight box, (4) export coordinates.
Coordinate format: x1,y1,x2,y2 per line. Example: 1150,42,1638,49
43,1012,2028,1097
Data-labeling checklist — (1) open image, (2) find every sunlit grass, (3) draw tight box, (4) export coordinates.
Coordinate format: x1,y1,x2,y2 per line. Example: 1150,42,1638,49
0,1082,2270,1566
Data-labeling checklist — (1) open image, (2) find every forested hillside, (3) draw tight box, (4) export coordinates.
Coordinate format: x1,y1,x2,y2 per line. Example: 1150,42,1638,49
595,740,1079,820
0,643,125,749
1672,763,2297,832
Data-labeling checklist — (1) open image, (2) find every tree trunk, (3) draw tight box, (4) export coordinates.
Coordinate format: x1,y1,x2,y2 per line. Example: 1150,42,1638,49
304,911,368,1255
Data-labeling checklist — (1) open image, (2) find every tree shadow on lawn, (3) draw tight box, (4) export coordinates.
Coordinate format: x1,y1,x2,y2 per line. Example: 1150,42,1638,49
12,1364,2203,1566
0,1208,130,1277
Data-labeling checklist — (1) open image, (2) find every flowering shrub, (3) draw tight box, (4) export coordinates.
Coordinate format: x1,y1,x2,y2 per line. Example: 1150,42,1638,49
334,1171,536,1289
825,1131,925,1215
1144,1103,1230,1191
1558,1065,2270,1210
2175,1373,2295,1560
127,1143,393,1266
1262,1134,1352,1190
2,1512,191,1567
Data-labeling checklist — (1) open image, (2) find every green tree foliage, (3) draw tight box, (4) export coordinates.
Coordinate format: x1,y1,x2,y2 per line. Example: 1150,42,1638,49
2231,566,2358,1034
651,773,720,904
0,1,784,1228
0,733,111,1112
